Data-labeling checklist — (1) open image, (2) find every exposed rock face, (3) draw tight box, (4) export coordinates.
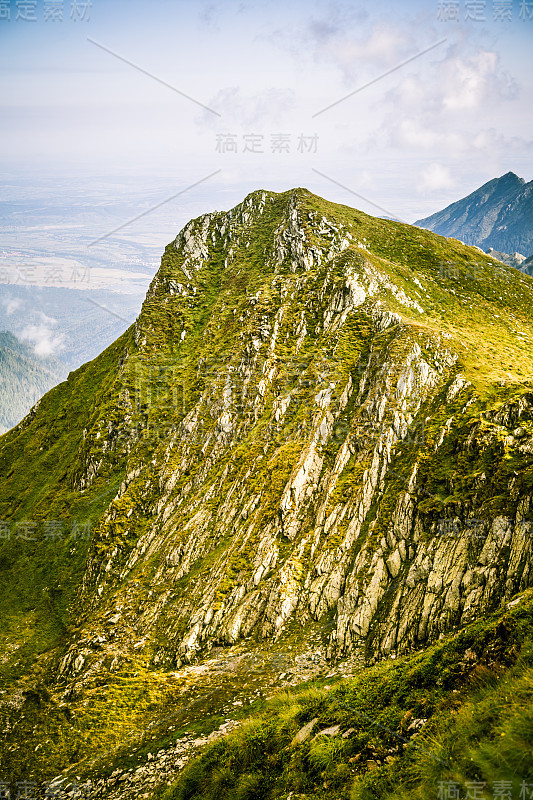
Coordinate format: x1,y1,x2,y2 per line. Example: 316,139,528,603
485,248,527,271
66,189,533,674
2,186,533,783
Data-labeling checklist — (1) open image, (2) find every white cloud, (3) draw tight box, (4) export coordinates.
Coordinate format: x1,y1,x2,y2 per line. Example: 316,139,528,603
389,48,518,117
199,3,220,30
417,163,455,193
317,25,411,81
440,50,518,111
199,87,296,129
393,118,466,152
1,296,23,316
20,314,64,358
380,44,524,160
303,17,414,83
270,9,528,175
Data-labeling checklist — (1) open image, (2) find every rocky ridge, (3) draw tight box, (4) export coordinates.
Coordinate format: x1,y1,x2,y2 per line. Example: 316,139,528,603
1,187,533,786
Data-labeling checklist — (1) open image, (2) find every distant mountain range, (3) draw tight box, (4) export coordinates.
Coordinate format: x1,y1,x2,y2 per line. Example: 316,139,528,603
483,247,533,276
416,171,533,257
0,331,67,433
523,254,533,272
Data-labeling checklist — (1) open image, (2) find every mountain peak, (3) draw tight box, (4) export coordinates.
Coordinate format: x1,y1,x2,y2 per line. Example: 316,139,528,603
497,170,525,186
3,188,533,783
416,171,533,255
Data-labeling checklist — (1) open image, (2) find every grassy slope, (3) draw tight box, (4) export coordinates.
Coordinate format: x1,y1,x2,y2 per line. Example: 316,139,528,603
303,192,533,392
0,330,133,701
0,189,533,783
163,591,533,800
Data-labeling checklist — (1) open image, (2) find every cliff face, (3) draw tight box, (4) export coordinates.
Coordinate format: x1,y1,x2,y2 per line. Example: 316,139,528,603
1,187,533,782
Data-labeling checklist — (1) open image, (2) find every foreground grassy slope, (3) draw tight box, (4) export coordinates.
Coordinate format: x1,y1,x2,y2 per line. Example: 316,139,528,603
164,590,533,800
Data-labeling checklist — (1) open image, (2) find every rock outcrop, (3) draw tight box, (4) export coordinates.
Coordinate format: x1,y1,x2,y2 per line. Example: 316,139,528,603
1,186,533,785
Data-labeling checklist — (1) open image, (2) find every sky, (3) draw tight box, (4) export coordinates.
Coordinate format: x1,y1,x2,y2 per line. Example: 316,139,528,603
1,0,533,222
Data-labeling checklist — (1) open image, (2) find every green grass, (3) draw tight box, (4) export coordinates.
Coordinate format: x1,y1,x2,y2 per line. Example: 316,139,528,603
162,591,533,800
